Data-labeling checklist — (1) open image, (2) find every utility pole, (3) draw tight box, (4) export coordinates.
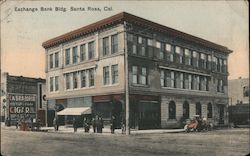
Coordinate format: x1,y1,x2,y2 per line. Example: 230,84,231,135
124,21,130,135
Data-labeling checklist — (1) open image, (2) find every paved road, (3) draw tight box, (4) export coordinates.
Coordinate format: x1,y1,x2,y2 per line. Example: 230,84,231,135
1,126,249,156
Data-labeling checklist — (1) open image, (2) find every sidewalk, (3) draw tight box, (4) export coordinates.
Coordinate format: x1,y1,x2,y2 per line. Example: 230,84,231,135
40,126,185,135
1,122,185,135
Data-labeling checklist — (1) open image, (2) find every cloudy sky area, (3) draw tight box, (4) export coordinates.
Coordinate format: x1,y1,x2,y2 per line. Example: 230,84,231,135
1,1,249,79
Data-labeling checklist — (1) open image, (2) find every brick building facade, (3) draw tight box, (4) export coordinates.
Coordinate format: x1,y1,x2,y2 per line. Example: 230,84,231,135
42,12,232,129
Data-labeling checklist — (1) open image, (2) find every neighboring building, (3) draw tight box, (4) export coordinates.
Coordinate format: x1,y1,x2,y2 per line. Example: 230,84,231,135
1,72,46,126
42,12,232,129
228,77,249,105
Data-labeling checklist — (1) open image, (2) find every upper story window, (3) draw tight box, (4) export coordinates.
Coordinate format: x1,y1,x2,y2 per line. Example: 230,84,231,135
80,70,86,88
50,77,54,92
166,43,173,62
65,73,71,90
49,54,53,69
88,41,95,60
111,34,118,54
175,46,183,64
216,79,224,93
103,37,109,56
80,44,86,62
222,59,227,73
65,48,71,65
103,66,110,85
111,64,118,84
54,52,59,68
89,68,95,87
55,76,59,91
207,55,212,70
73,72,78,89
138,37,146,56
200,53,206,69
184,49,191,65
158,42,165,60
192,51,199,67
132,66,148,85
72,46,78,64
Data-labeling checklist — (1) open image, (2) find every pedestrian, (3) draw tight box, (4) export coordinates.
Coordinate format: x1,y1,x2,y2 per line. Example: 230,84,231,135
73,117,77,132
110,115,115,134
37,118,41,131
16,119,19,129
84,118,90,133
92,116,96,133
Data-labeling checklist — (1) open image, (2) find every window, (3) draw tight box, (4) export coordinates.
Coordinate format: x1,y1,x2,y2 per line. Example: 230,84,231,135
73,72,78,89
103,37,109,56
160,70,165,87
200,53,206,69
132,66,148,85
188,74,192,90
180,73,184,89
55,76,59,91
175,72,180,88
196,102,202,116
166,43,173,62
166,70,171,87
243,86,249,97
80,44,86,61
222,59,227,73
207,103,212,118
175,46,183,64
183,101,190,119
140,67,147,85
184,49,191,65
159,42,165,59
89,68,95,87
80,70,86,88
88,41,95,60
103,66,110,85
65,48,70,65
55,52,59,68
170,71,175,88
197,76,201,90
169,101,176,119
132,66,138,84
192,51,198,67
213,56,217,71
72,46,78,64
50,77,54,92
192,75,197,90
49,54,53,69
138,37,146,56
111,34,118,54
207,55,212,70
127,33,133,42
111,64,118,84
65,73,71,90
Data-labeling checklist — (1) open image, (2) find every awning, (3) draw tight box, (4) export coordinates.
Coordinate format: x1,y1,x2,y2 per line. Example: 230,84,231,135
57,107,91,116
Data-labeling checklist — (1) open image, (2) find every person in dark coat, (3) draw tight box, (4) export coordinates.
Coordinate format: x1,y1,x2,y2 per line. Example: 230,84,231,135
92,116,96,133
110,115,115,134
73,118,77,132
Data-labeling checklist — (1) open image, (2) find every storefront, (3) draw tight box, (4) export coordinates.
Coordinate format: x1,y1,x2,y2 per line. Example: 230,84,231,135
130,95,161,130
92,94,124,128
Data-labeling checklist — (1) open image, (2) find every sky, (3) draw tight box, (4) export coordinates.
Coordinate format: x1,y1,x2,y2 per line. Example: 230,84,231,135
1,1,249,80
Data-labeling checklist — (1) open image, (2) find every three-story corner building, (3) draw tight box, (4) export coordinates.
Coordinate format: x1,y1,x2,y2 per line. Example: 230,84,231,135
42,12,232,129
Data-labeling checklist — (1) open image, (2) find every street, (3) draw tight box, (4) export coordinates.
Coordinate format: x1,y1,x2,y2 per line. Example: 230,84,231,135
1,126,249,156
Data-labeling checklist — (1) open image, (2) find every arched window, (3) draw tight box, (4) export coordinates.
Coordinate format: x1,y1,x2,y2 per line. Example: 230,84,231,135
169,101,176,119
183,101,190,119
196,102,202,116
207,103,212,118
